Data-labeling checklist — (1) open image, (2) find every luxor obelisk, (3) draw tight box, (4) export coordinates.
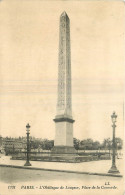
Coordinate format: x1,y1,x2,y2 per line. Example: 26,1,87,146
52,11,76,154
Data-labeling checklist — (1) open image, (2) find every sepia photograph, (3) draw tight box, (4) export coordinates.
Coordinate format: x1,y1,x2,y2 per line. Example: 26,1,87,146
0,0,124,194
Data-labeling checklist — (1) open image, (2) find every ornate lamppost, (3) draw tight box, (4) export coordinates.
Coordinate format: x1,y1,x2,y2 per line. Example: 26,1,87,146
108,139,111,158
108,112,119,173
116,141,120,159
24,123,31,166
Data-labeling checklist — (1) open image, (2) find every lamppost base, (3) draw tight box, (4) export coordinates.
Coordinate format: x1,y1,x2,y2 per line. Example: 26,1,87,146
24,161,32,166
108,165,120,174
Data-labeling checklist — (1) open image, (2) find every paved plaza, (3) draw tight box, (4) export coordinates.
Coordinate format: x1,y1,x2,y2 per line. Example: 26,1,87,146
0,156,123,176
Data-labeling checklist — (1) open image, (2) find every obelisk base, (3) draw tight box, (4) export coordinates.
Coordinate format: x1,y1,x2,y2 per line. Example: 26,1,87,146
51,146,77,155
53,115,75,147
51,146,80,162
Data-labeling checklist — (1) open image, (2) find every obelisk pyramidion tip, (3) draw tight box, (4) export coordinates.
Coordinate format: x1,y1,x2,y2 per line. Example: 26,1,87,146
61,11,68,18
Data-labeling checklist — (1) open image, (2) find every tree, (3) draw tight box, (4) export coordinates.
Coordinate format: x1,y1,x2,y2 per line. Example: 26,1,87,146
79,139,94,150
102,138,111,149
92,141,100,150
102,137,123,150
73,138,80,150
115,137,123,150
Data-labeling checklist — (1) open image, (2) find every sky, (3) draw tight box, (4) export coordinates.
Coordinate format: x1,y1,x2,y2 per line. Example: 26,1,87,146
0,0,124,142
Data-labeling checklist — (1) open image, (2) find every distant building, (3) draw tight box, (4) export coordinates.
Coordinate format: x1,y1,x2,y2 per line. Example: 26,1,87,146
2,139,26,154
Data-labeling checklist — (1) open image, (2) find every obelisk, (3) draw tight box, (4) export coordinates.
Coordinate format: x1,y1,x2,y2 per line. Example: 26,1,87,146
52,11,76,154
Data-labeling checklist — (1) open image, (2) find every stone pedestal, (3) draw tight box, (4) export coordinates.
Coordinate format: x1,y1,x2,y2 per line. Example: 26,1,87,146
51,146,76,155
53,115,75,149
52,115,76,157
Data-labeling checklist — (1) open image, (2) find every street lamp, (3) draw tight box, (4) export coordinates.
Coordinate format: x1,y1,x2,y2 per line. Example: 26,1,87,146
108,112,119,173
108,139,111,158
24,123,31,166
116,141,120,159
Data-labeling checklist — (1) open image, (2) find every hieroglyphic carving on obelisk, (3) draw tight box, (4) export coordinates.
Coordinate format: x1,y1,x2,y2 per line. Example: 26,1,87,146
53,12,75,152
57,11,72,117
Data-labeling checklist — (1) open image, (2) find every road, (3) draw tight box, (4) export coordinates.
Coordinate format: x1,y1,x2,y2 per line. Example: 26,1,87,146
0,166,122,183
0,167,123,195
0,156,123,174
